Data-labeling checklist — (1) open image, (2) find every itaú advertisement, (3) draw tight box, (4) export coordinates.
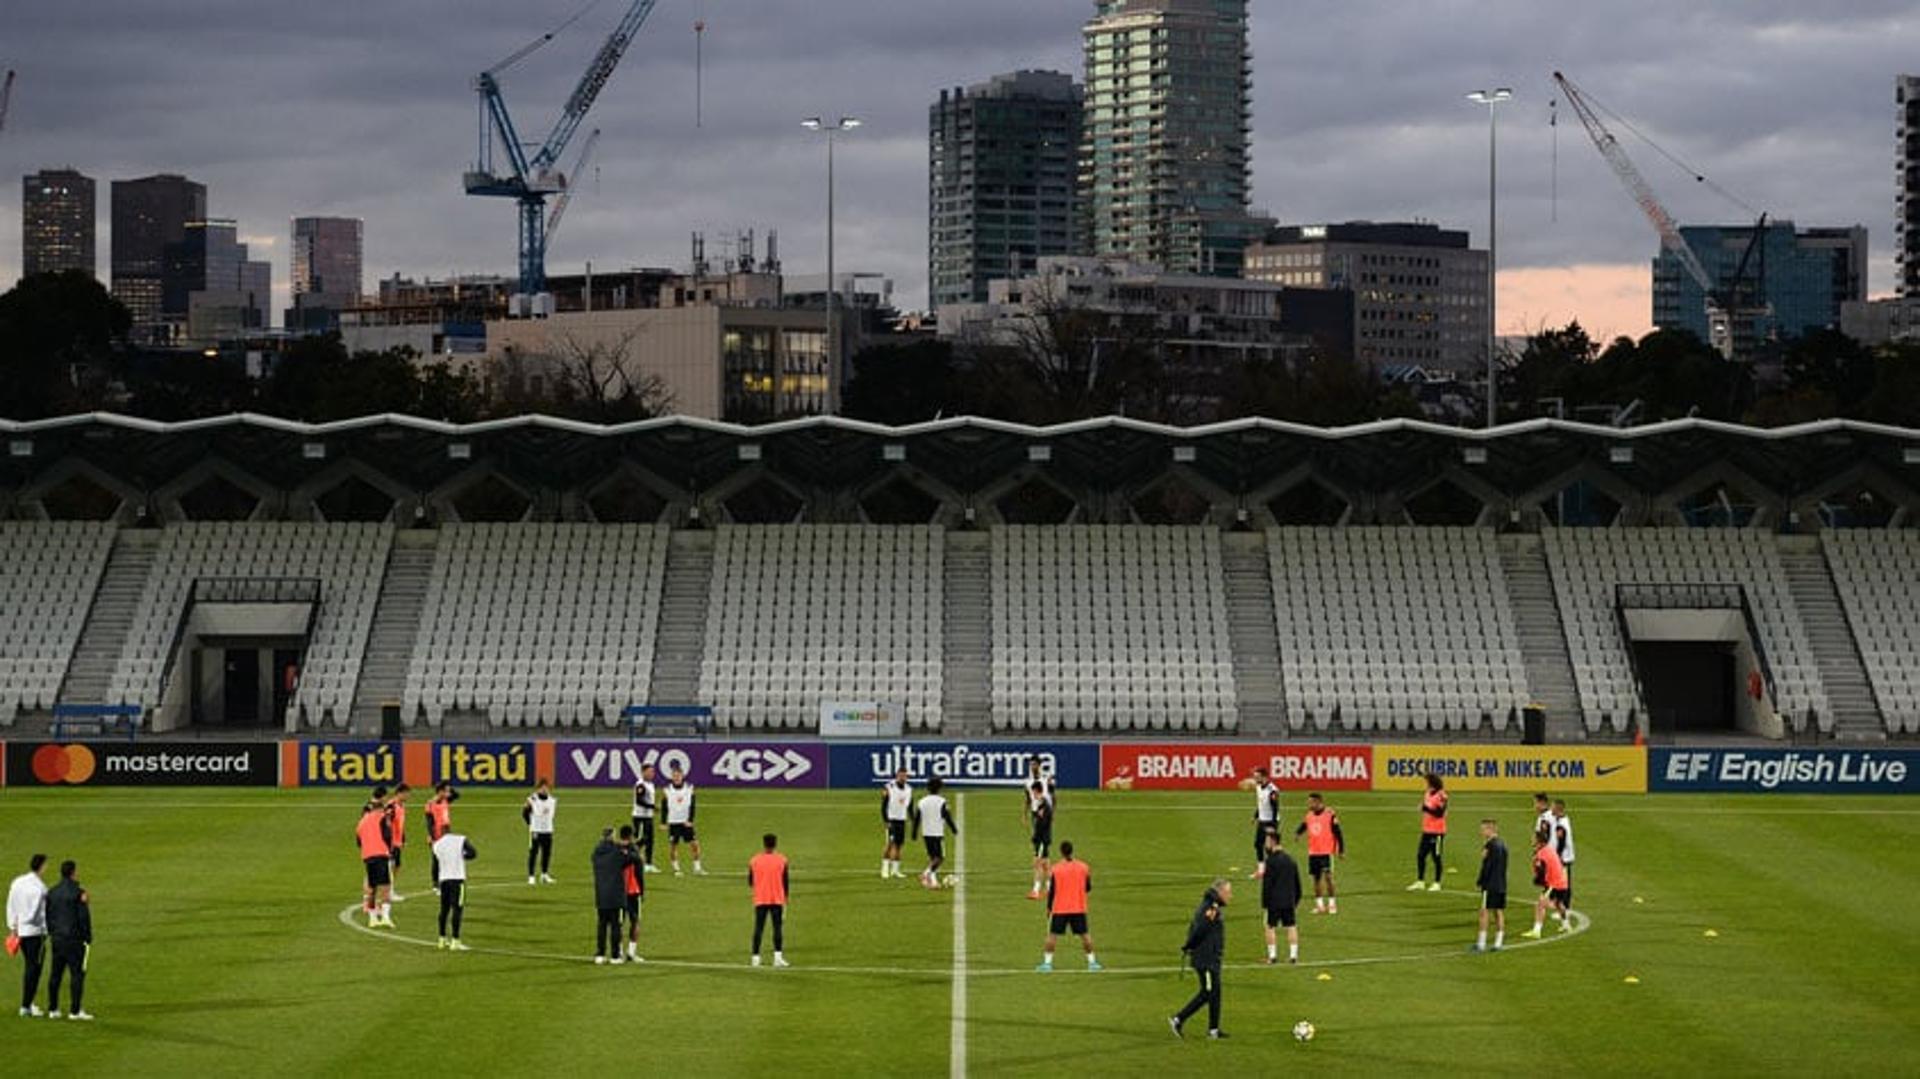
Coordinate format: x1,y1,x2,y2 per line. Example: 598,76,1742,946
1100,744,1373,791
1373,745,1647,793
6,741,279,787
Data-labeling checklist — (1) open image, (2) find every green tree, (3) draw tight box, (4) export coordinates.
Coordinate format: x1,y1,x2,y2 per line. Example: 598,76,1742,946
0,270,131,418
842,338,958,425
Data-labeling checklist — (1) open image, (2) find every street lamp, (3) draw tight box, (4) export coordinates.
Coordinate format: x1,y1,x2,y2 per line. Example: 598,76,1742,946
802,116,862,410
1466,88,1512,429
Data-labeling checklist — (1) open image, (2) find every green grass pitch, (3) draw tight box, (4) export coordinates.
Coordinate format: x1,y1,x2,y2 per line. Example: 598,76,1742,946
2,787,1917,1076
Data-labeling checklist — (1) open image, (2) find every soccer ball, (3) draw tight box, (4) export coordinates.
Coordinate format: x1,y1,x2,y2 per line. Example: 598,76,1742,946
1292,1020,1316,1042
942,874,959,887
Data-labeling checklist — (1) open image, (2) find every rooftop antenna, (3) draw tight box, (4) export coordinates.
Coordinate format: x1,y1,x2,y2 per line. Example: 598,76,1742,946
694,2,706,128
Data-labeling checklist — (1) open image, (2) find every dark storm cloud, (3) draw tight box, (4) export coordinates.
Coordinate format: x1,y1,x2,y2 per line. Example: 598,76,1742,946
3,0,1912,314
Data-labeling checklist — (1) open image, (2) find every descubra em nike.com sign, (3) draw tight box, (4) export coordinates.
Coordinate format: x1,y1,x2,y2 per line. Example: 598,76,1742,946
1372,745,1648,792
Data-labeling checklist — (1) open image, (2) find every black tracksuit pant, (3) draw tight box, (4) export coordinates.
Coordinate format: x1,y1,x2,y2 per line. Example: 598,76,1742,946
752,904,785,954
46,939,85,1013
596,907,622,958
528,833,553,876
1175,964,1222,1031
18,936,44,1010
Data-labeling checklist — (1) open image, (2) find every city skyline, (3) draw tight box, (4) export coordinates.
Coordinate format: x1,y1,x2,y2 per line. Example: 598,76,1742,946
1,0,1911,341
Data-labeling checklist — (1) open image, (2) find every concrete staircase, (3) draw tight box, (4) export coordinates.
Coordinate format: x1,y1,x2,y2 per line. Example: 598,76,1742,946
1221,533,1285,737
940,531,992,736
1498,535,1585,741
647,530,714,706
57,529,160,707
1779,538,1885,742
348,531,438,734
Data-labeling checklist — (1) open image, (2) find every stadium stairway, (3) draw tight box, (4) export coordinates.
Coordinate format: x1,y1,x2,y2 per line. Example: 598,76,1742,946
56,529,160,708
941,531,992,736
1497,536,1586,741
1222,533,1285,737
647,530,714,707
347,531,437,734
1780,537,1886,742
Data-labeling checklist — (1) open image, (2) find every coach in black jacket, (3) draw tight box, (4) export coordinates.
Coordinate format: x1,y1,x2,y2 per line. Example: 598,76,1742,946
44,861,91,1019
1170,879,1231,1040
591,831,636,964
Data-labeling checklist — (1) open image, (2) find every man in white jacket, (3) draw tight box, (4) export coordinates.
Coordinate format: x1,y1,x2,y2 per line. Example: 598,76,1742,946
6,854,49,1018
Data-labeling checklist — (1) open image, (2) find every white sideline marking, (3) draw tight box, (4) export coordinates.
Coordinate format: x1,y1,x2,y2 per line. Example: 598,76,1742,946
336,888,1591,979
950,792,968,1079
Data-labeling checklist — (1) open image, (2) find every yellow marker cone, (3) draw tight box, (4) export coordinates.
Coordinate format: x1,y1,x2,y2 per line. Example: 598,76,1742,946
1703,929,1719,938
1632,896,1646,904
1316,972,1333,982
1623,975,1641,985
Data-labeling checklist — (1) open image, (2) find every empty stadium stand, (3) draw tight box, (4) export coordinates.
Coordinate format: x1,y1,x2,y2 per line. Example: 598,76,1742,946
697,525,944,731
106,523,391,728
1823,531,1920,736
402,524,667,727
1544,528,1833,734
991,526,1236,732
1269,528,1530,733
0,523,114,722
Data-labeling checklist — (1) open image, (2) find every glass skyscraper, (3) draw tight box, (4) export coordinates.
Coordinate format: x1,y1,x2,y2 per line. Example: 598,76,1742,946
111,174,207,342
1653,222,1867,350
1899,75,1919,298
929,71,1083,310
1080,0,1264,277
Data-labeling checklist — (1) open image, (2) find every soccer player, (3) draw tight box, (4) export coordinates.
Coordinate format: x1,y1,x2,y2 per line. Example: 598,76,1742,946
749,833,791,968
1533,792,1554,849
912,777,958,889
1293,792,1345,915
1025,780,1055,899
1522,830,1571,939
357,790,395,927
1037,840,1099,972
619,825,646,962
7,853,49,1017
1026,756,1057,799
1170,879,1231,1041
591,827,638,964
1409,772,1448,892
1249,767,1281,877
432,826,478,952
42,861,91,1021
632,764,659,874
1550,799,1577,911
880,768,913,880
425,781,459,887
386,783,410,901
663,767,706,876
1259,833,1302,965
1473,819,1509,953
524,778,557,885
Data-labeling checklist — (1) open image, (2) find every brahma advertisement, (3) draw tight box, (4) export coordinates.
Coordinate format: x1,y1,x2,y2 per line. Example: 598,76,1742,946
1372,745,1647,793
554,741,828,789
6,741,278,787
1099,744,1373,791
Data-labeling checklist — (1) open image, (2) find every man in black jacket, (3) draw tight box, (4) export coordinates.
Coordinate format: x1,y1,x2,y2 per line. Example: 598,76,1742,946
1260,834,1303,965
44,860,91,1021
591,829,637,965
1169,879,1231,1040
1473,819,1510,953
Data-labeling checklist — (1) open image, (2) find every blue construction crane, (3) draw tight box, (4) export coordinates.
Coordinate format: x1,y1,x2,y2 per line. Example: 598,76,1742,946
464,0,660,314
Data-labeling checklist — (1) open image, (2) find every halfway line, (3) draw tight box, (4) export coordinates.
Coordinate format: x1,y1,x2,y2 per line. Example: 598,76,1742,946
951,792,968,1079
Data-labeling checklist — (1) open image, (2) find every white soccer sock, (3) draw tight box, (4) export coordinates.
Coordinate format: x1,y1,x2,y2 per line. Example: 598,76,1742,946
1476,931,1487,948
693,861,704,872
1085,952,1096,966
1267,943,1277,959
1532,920,1543,933
1288,943,1298,961
1043,951,1054,966
1495,931,1505,948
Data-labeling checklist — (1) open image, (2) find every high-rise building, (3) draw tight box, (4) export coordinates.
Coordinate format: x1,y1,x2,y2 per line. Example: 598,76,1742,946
288,215,362,307
21,168,96,279
1080,0,1265,277
1245,222,1490,370
111,174,208,341
165,219,271,343
1653,222,1867,349
929,71,1083,310
1899,75,1919,298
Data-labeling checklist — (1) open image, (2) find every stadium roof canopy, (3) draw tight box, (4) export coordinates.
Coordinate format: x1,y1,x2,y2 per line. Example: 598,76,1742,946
3,413,1917,528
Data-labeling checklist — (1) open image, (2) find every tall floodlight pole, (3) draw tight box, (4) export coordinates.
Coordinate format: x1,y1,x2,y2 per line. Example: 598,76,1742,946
802,117,861,407
1467,88,1513,428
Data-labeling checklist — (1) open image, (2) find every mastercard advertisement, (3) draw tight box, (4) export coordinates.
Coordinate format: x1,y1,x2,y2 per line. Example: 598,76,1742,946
4,742,279,787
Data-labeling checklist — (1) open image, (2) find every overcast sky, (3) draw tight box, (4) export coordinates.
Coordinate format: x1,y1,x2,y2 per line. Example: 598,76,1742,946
2,0,1913,339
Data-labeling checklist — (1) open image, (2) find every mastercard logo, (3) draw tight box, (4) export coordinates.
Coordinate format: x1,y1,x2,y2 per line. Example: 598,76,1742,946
31,744,98,785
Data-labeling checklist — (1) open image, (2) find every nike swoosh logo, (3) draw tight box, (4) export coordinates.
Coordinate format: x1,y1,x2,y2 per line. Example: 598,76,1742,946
1596,765,1625,777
